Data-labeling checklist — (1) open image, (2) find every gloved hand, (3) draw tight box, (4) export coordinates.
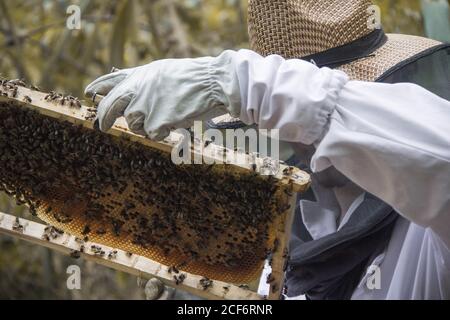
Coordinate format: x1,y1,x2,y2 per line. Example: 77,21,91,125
85,51,241,140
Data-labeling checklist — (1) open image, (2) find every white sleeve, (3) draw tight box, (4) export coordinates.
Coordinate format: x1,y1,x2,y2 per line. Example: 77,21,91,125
233,49,450,247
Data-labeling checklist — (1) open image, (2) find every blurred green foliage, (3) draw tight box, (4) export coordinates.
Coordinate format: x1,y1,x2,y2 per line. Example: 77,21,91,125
374,0,425,35
0,0,442,299
0,0,249,97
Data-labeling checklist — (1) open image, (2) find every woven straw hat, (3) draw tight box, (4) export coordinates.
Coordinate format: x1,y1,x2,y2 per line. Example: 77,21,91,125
210,0,443,127
248,0,443,81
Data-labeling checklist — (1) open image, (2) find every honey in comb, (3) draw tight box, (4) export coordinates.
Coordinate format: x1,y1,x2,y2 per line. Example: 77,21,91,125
0,89,291,283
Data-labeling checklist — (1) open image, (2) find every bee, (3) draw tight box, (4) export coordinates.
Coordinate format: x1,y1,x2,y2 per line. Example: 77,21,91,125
81,225,91,235
173,273,186,285
283,166,294,175
12,217,24,233
199,277,213,291
42,226,64,241
9,79,26,87
266,273,275,284
90,245,105,257
168,265,179,274
74,99,82,109
11,87,18,98
84,113,97,120
95,228,106,235
279,204,291,213
53,212,72,224
29,205,37,217
44,92,55,101
51,93,62,101
23,95,32,103
111,220,123,237
272,238,279,253
107,250,118,260
271,283,279,294
30,85,41,91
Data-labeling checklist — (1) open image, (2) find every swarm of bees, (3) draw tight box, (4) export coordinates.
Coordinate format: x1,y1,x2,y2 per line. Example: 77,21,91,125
0,83,293,283
0,79,40,103
0,79,20,98
44,91,81,109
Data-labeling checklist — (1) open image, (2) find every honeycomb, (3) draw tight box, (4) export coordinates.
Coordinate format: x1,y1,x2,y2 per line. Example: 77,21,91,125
0,86,293,284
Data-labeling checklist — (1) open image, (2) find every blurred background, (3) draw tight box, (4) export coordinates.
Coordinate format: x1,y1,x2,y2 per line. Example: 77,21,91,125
0,0,449,299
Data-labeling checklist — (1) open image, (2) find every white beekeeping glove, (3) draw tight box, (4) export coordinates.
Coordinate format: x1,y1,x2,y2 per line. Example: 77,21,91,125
86,49,349,143
85,51,241,140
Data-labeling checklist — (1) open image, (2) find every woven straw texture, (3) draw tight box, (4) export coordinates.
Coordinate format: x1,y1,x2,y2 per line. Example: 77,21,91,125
338,33,441,81
248,0,442,81
249,0,375,58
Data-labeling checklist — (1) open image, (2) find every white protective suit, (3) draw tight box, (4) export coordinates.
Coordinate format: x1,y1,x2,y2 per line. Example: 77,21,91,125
87,49,450,299
235,49,450,300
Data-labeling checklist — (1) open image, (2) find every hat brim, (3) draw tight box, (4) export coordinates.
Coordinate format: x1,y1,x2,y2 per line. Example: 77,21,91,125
337,33,442,82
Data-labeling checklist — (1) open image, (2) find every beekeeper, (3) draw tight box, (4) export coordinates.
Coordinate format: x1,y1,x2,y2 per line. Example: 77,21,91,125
85,0,450,300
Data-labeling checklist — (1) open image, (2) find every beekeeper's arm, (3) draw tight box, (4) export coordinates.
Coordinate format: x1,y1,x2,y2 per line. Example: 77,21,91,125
85,49,450,247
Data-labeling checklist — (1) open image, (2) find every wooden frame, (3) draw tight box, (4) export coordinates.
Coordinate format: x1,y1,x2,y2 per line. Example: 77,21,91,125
0,84,311,300
0,212,260,300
